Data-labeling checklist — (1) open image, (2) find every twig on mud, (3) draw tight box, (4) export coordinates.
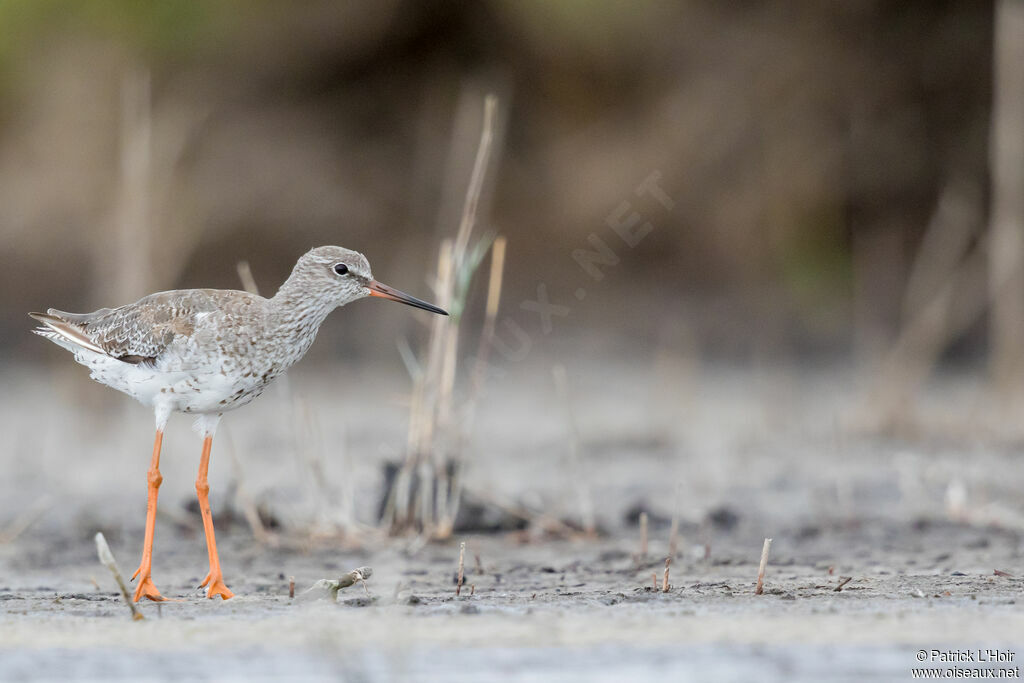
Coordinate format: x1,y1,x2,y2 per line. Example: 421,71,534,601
289,576,295,599
834,576,853,592
470,584,475,597
339,567,373,593
94,532,143,621
0,495,52,544
639,512,649,559
474,551,483,575
662,557,671,593
456,541,466,596
299,567,373,602
755,538,773,595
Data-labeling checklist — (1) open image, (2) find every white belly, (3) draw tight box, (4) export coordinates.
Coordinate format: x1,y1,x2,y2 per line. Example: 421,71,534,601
75,348,269,414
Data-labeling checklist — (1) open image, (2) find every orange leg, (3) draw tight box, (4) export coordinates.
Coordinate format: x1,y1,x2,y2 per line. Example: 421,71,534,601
195,434,234,600
131,430,167,602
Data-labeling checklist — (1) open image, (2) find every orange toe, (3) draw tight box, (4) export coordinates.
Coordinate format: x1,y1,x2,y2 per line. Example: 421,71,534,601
203,573,234,600
132,574,166,602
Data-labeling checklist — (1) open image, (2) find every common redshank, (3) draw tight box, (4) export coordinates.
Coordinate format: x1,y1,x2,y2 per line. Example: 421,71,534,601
30,246,446,601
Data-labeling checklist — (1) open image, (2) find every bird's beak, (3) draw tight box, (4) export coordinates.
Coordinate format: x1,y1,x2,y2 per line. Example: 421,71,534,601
367,280,448,316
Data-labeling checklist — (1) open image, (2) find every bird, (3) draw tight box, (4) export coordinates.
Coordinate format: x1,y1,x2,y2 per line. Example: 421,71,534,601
30,245,447,601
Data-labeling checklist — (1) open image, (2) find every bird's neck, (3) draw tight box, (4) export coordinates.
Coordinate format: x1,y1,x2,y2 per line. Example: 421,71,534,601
268,276,334,358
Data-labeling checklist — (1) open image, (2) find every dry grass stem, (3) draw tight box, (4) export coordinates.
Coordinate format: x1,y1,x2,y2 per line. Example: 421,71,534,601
989,0,1024,392
101,65,209,305
661,557,671,593
867,179,984,430
289,576,295,599
755,537,773,595
94,532,143,621
453,95,498,259
652,573,658,590
463,235,508,429
484,237,506,319
107,68,152,304
391,94,503,538
456,541,466,596
552,364,596,536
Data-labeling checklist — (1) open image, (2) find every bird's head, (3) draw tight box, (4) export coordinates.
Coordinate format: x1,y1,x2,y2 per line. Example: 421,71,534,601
295,245,448,315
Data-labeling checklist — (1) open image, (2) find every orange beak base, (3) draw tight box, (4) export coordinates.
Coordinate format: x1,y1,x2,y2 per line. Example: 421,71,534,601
367,280,448,316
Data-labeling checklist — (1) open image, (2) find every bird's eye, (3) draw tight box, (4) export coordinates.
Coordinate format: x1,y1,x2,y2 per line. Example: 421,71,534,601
333,263,349,276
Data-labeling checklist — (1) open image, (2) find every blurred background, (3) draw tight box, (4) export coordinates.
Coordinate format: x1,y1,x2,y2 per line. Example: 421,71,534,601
1,0,1023,541
0,0,1001,361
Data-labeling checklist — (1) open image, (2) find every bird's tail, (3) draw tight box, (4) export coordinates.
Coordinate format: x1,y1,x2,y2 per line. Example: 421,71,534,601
29,311,106,355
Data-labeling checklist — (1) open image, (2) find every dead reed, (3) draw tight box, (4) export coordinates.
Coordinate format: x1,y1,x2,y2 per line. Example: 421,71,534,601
552,364,596,537
94,532,143,621
866,179,984,431
382,93,506,539
456,541,466,596
755,537,773,595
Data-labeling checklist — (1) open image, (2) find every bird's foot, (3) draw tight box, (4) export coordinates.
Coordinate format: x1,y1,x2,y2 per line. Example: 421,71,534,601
199,570,234,600
131,567,167,602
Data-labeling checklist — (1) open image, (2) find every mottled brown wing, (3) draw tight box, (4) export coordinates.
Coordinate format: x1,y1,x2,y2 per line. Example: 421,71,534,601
48,289,226,365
